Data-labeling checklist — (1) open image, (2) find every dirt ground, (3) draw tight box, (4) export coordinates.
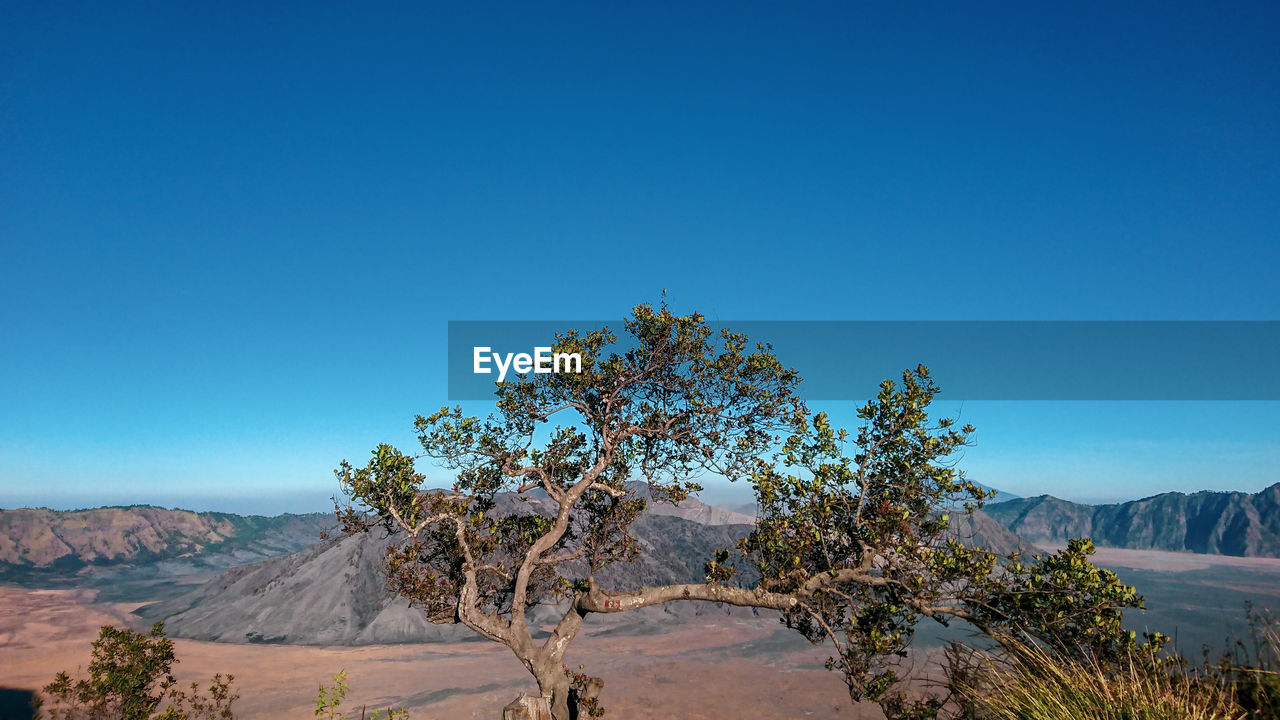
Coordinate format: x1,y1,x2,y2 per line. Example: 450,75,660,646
9,547,1277,719
1039,544,1280,573
0,586,887,719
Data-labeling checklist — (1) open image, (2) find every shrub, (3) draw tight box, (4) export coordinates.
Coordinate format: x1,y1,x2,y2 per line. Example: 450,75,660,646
36,622,237,720
1210,603,1280,720
313,671,409,720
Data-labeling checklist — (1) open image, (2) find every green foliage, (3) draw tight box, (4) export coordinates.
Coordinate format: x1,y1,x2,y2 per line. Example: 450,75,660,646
335,445,426,535
968,538,1169,664
739,366,1154,716
313,671,348,720
37,623,237,720
563,665,605,718
746,368,987,595
331,306,1178,720
335,303,806,621
1209,603,1280,720
314,671,409,720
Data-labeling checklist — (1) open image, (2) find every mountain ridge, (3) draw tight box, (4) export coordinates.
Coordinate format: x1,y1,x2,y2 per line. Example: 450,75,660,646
0,505,332,578
135,513,768,645
135,491,1031,645
984,483,1280,557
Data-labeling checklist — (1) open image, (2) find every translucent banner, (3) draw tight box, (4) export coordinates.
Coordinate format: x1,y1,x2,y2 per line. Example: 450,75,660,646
447,321,1279,401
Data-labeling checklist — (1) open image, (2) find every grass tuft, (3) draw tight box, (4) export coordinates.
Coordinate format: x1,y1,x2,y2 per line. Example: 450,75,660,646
954,641,1247,720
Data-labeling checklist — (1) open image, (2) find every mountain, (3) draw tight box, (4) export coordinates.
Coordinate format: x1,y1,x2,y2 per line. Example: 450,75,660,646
136,512,763,645
662,482,1020,520
138,494,1032,645
0,505,331,580
974,482,1020,505
136,528,461,645
984,483,1280,557
947,509,1038,556
624,481,756,525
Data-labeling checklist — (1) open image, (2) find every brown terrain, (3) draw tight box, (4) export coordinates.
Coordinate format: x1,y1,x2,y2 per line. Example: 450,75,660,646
5,497,1280,719
1040,543,1280,573
8,543,1280,719
0,585,886,720
0,508,239,567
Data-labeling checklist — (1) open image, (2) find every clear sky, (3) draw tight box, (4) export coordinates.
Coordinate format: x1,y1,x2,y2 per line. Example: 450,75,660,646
2,2,1277,514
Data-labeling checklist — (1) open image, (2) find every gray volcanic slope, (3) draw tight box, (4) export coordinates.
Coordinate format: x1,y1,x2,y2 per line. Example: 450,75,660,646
138,514,757,645
140,505,1032,645
985,483,1280,557
137,531,469,645
947,510,1038,556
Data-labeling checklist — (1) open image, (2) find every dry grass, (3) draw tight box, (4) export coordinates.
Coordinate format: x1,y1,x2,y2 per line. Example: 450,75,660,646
954,642,1246,720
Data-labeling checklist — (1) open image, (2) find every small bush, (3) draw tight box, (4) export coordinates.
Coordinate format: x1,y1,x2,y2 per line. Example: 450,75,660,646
36,622,237,720
314,671,408,720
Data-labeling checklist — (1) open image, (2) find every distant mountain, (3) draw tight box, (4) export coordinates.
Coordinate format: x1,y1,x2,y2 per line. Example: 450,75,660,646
974,482,1020,505
947,510,1038,556
0,505,331,579
984,483,1280,557
683,482,1020,520
625,481,756,525
139,491,1032,645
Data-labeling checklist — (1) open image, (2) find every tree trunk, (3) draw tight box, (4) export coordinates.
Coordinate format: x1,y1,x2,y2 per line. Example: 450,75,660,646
502,693,552,720
502,662,573,720
541,671,572,720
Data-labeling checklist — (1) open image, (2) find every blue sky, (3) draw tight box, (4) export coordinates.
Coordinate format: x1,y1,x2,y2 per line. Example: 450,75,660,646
2,2,1277,513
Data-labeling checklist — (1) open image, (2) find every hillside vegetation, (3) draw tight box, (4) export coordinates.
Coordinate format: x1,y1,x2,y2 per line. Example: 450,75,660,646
0,506,330,577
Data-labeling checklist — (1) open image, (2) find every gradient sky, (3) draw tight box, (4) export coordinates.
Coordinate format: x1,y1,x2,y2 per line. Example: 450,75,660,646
2,2,1277,513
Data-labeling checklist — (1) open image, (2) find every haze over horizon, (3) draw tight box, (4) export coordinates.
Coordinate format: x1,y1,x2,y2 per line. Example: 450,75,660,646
2,3,1277,514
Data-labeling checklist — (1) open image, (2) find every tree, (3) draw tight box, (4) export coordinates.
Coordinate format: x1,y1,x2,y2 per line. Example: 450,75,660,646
37,622,237,720
336,304,1151,719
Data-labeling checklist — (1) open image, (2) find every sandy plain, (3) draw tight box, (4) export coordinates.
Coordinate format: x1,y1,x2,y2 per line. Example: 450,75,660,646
1040,544,1280,573
6,546,1280,720
0,586,885,719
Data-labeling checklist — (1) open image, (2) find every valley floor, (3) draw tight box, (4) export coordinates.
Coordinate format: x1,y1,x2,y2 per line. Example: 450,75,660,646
5,546,1280,720
0,586,882,719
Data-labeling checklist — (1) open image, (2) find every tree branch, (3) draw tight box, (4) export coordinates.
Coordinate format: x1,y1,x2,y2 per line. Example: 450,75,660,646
577,579,800,614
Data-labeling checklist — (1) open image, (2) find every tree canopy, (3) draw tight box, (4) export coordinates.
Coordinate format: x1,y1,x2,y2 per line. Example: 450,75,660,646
336,304,1153,720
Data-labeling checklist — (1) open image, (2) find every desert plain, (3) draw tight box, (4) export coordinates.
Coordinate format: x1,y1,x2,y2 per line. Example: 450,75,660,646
4,547,1280,720
0,585,882,719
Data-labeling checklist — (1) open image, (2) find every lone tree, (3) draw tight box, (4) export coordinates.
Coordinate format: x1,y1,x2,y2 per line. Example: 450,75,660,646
336,305,1152,720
